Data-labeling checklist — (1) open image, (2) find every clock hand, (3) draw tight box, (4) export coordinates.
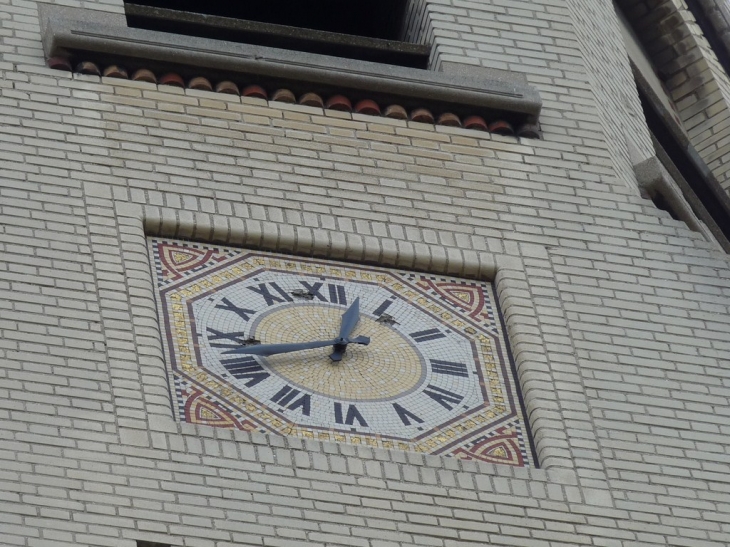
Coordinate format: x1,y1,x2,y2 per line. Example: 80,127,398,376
225,336,369,357
331,298,365,362
224,298,370,360
337,297,361,340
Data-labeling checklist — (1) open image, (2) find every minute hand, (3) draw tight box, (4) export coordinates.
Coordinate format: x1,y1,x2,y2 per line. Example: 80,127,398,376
225,337,370,357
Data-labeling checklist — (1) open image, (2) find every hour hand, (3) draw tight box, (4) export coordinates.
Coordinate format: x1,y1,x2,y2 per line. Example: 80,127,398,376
337,297,362,340
330,298,368,362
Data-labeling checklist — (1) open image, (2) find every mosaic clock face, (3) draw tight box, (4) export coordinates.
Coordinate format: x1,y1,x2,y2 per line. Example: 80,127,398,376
150,239,536,467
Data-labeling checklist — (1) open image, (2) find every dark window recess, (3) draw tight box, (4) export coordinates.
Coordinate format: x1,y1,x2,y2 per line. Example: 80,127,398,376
649,191,682,222
137,542,171,547
124,0,431,68
638,85,730,242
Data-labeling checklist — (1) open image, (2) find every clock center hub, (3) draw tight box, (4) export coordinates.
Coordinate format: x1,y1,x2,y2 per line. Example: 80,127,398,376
253,304,426,402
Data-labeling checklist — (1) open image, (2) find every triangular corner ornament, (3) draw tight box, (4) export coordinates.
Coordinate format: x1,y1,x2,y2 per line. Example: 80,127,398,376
156,242,229,282
450,428,525,466
184,388,259,431
417,280,491,322
185,390,239,428
488,445,508,459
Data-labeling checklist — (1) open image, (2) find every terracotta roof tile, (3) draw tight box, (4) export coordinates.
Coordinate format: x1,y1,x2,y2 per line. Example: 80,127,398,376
299,92,324,108
159,72,185,87
325,95,352,112
271,88,295,102
354,99,381,116
410,108,434,124
47,56,541,139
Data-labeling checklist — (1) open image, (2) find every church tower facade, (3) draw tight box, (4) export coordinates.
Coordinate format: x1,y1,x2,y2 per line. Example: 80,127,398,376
2,0,730,545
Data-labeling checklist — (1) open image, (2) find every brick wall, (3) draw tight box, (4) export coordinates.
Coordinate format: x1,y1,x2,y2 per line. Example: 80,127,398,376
1,0,730,546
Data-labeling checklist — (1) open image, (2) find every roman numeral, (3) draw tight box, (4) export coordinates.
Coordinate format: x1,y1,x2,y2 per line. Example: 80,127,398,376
221,356,270,387
393,403,424,426
328,284,347,305
299,281,347,305
334,402,367,427
206,327,249,348
372,299,393,317
247,282,293,306
270,385,311,416
424,385,463,410
430,359,468,377
410,328,446,343
215,297,256,321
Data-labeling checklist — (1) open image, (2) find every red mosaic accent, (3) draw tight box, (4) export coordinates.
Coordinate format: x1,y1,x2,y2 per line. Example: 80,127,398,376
450,426,525,466
184,388,258,431
156,242,230,282
415,280,490,322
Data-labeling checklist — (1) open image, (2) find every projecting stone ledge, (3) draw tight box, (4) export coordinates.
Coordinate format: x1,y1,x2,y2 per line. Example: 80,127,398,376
40,5,541,126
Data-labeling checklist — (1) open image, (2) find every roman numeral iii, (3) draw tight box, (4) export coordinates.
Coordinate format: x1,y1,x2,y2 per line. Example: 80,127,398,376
409,328,446,343
430,359,469,377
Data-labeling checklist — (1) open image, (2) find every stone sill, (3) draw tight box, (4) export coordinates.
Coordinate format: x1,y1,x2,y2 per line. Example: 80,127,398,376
40,5,541,127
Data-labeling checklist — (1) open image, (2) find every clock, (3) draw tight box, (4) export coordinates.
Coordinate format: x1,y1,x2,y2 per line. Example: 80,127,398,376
150,238,537,467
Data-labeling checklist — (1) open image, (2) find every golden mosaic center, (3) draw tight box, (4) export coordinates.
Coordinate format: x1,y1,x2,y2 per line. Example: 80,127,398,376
257,304,425,401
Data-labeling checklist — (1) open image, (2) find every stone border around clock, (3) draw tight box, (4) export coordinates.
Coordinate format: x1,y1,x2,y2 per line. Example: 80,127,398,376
104,201,584,482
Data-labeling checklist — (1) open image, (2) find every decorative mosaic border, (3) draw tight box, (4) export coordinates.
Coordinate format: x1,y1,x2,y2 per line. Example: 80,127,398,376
149,239,539,467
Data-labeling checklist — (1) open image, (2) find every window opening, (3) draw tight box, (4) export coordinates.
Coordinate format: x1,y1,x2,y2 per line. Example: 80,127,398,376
124,0,431,68
637,84,730,242
649,190,682,222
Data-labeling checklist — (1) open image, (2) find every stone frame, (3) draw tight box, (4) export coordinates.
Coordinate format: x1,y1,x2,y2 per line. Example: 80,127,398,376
102,201,585,483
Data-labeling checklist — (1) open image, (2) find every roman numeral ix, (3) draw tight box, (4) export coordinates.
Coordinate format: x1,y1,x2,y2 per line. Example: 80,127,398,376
206,327,250,349
215,297,257,321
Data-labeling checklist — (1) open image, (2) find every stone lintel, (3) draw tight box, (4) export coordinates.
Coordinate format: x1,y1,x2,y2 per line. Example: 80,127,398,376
40,5,541,120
